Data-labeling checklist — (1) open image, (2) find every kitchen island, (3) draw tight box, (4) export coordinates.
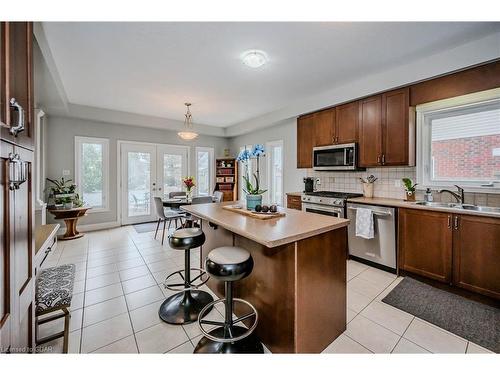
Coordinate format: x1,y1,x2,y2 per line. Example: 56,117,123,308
182,202,350,353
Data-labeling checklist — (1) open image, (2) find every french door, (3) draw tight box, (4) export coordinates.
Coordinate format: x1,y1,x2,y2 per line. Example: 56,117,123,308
120,142,188,225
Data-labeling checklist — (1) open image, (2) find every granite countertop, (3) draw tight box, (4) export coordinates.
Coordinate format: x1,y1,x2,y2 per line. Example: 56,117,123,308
347,196,500,219
182,202,349,248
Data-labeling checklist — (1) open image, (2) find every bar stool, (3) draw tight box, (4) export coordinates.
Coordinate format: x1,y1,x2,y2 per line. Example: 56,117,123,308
194,246,264,353
158,228,214,324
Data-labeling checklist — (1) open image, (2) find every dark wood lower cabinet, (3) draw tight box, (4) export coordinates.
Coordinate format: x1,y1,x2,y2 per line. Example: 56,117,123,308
399,208,500,300
452,215,500,300
0,141,34,352
398,208,452,283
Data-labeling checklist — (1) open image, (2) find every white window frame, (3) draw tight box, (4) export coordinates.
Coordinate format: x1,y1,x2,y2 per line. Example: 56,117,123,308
416,88,500,194
195,146,215,196
75,136,110,212
266,140,284,206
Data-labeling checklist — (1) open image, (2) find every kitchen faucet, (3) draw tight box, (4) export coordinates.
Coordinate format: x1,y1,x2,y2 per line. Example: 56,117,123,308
438,185,465,204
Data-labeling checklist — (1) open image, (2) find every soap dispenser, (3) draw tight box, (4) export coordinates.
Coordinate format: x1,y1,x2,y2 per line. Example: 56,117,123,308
424,188,433,202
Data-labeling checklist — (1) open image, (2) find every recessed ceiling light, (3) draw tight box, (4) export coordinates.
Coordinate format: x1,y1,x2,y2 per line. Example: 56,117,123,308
241,50,268,68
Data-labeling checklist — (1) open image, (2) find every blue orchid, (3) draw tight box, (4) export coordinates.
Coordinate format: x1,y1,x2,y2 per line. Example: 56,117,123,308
236,148,251,162
251,144,265,157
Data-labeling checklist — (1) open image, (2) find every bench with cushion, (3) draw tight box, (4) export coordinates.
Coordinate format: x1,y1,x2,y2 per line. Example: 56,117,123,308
35,263,75,353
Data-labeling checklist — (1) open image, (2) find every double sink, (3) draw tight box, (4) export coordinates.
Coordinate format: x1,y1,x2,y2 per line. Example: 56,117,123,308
414,201,500,214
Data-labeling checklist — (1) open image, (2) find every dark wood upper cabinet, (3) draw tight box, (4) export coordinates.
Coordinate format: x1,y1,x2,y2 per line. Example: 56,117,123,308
382,88,410,165
297,114,314,168
358,95,383,167
398,208,453,284
313,109,334,147
335,101,358,144
1,22,34,150
452,215,500,300
359,88,413,167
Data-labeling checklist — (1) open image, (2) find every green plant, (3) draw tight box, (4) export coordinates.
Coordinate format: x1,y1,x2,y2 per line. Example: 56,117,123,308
46,177,76,195
402,178,418,192
73,193,84,208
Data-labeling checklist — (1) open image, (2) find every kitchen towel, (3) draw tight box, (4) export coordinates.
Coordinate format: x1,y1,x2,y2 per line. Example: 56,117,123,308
355,207,374,239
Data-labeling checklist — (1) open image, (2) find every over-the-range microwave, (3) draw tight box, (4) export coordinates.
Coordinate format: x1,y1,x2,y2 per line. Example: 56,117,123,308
312,143,365,171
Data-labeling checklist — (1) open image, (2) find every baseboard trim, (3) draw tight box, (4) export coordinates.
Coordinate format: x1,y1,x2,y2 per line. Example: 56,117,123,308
56,220,120,235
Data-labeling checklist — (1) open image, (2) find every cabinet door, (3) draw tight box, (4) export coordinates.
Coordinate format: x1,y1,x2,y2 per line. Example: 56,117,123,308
453,215,500,299
335,101,359,144
313,109,334,147
398,208,453,283
297,114,314,168
0,22,34,149
358,95,382,167
0,141,14,352
382,88,409,166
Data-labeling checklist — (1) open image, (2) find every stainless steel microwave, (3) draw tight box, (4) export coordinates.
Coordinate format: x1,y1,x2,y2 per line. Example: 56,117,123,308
313,143,363,171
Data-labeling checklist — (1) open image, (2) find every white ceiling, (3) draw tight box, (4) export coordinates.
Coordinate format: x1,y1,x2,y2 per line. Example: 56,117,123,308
41,22,500,128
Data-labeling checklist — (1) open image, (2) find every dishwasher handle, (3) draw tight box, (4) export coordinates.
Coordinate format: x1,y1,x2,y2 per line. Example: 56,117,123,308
347,206,392,216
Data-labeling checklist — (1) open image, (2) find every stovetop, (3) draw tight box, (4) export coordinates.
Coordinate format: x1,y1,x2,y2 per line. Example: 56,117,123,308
303,191,363,199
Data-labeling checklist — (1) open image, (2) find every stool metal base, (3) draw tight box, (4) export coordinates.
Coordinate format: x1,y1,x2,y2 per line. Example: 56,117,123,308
193,326,264,354
159,290,213,325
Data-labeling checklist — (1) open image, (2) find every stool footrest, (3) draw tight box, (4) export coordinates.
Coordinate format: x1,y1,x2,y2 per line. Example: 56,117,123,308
198,298,259,344
162,268,209,292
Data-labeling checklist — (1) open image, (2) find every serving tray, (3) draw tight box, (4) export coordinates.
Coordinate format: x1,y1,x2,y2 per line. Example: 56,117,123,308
222,205,286,220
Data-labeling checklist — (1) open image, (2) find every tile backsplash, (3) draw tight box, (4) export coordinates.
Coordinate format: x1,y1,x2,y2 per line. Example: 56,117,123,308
305,167,500,207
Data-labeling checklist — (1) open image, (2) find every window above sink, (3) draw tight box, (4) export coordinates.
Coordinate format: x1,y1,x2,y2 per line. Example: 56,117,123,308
416,88,500,194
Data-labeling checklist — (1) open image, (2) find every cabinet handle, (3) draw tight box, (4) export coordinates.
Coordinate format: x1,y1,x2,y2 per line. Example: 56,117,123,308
454,216,459,230
9,98,25,136
447,216,451,228
382,154,386,165
377,155,381,164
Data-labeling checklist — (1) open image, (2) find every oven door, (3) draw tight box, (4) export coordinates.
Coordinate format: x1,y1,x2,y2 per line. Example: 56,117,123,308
302,203,344,218
313,143,356,170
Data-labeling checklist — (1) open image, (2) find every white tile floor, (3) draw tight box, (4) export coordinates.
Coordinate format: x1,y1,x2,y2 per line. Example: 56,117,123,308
37,226,494,354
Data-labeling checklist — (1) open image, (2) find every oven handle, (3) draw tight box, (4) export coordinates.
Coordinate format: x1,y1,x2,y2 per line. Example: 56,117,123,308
347,207,392,216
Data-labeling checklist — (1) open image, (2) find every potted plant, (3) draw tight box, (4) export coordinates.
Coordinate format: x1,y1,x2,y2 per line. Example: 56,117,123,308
237,144,267,210
46,177,77,209
402,178,418,201
182,176,196,202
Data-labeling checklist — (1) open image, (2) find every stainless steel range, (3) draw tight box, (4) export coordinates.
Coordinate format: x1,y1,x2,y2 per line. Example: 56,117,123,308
301,191,363,218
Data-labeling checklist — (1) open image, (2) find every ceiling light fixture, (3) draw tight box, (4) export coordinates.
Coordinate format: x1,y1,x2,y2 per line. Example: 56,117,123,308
177,103,198,141
241,50,268,68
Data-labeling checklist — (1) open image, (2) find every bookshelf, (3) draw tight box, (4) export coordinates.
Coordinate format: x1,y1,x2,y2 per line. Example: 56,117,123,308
215,158,238,201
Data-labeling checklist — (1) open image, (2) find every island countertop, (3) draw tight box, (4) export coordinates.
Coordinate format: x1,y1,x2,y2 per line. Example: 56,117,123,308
182,202,349,248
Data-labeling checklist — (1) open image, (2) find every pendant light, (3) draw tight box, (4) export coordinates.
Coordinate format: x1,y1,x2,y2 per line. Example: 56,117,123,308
178,103,198,141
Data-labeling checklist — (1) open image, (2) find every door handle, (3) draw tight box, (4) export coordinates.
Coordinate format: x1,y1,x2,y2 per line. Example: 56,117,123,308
9,98,25,136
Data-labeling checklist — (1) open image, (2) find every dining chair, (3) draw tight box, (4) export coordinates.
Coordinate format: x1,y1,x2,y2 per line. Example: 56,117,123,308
169,191,187,198
184,196,213,227
153,197,186,245
213,191,224,203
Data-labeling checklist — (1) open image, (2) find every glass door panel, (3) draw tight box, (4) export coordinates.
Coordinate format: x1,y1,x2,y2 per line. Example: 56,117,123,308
157,145,188,199
121,143,157,224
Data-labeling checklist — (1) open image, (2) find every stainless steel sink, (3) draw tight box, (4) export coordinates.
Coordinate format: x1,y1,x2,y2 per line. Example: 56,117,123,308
414,202,458,208
414,201,500,215
459,205,500,213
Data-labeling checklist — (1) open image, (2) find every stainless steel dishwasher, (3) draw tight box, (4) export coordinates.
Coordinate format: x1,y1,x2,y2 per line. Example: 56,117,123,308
346,202,396,273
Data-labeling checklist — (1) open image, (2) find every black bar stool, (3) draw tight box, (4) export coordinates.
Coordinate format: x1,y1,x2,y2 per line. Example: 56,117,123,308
158,228,214,324
194,246,264,353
